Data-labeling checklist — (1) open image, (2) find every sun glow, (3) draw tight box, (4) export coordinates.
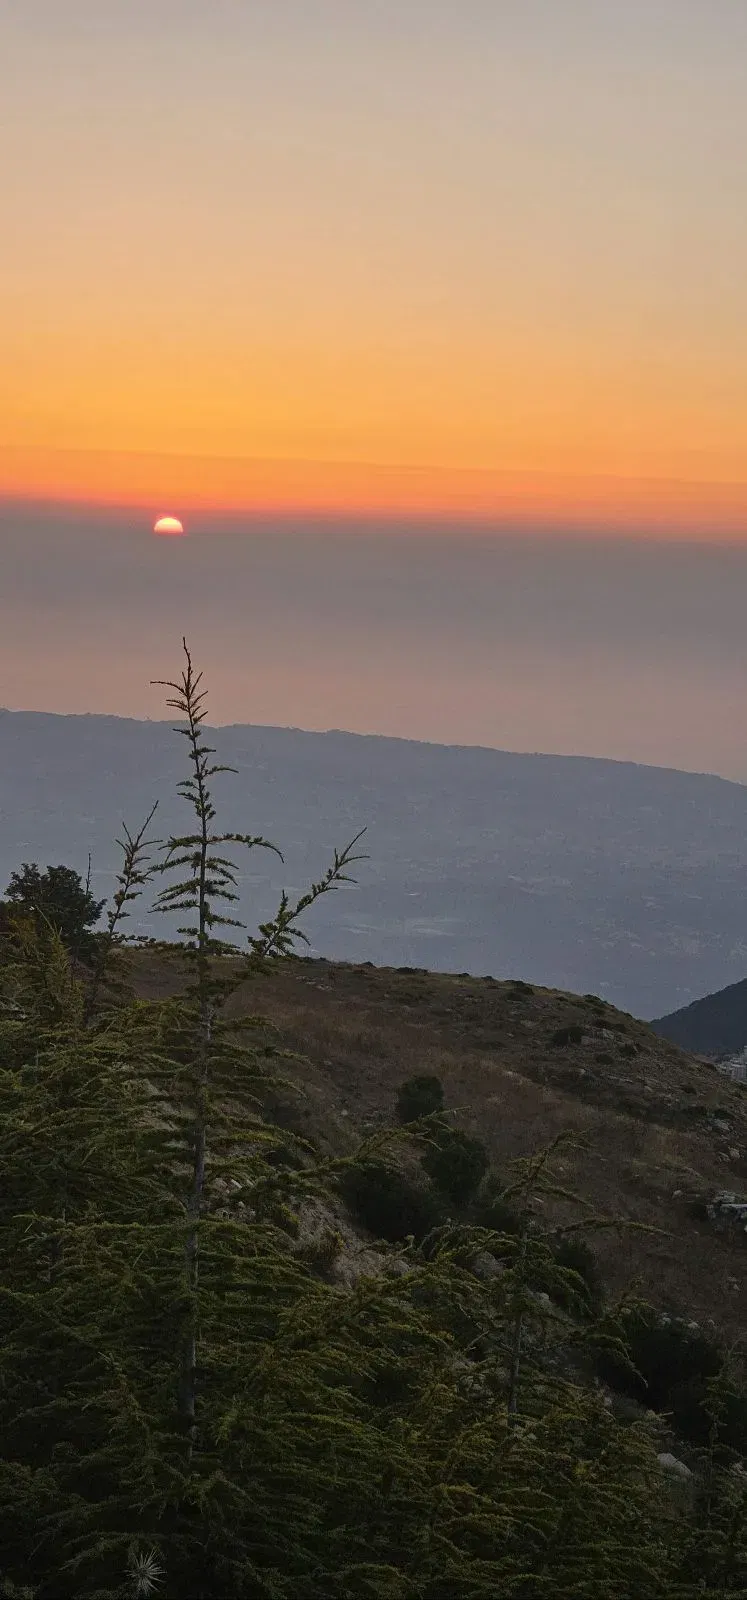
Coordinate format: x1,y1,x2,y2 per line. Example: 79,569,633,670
153,515,185,536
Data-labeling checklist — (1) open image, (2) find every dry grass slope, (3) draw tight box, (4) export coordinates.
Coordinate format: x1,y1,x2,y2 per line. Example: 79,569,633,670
131,952,747,1338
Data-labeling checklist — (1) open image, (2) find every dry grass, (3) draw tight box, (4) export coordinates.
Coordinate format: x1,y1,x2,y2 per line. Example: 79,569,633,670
128,950,747,1337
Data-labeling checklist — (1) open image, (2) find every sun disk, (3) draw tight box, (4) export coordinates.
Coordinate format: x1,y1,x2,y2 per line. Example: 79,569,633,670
153,515,185,536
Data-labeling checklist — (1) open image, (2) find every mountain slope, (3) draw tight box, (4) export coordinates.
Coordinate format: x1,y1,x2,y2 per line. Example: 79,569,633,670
3,708,747,1015
132,951,747,1340
652,976,747,1057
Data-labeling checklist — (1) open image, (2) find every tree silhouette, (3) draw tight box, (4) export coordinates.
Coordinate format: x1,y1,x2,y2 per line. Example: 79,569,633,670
4,861,105,954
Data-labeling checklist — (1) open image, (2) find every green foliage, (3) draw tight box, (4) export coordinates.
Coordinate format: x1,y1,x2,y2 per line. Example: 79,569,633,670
3,861,105,954
551,1234,604,1315
395,1072,445,1123
422,1126,489,1206
470,1176,524,1236
664,1366,747,1457
84,803,161,1020
342,1158,441,1242
148,641,366,1433
594,1302,747,1459
597,1303,722,1416
1,642,746,1597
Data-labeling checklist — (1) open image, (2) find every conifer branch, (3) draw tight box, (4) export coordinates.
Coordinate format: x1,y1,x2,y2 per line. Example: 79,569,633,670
84,803,160,1022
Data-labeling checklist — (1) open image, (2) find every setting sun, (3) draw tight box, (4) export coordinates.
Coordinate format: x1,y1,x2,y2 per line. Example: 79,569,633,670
153,515,185,536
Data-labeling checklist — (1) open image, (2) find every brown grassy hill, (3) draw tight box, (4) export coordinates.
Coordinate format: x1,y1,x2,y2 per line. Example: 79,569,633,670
131,952,747,1339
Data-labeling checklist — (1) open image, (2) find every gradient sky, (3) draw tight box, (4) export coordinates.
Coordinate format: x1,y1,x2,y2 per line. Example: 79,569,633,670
3,3,747,777
3,504,747,782
2,0,747,528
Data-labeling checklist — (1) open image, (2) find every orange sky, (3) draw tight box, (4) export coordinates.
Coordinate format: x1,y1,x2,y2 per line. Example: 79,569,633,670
2,2,747,532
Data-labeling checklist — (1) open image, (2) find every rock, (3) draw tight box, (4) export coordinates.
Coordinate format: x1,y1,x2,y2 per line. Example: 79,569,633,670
530,1291,552,1310
706,1191,747,1233
472,1251,506,1281
385,1256,415,1279
657,1453,692,1481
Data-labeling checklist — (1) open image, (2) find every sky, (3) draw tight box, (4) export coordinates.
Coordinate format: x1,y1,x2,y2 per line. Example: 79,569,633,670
1,3,747,775
2,0,747,528
2,504,747,782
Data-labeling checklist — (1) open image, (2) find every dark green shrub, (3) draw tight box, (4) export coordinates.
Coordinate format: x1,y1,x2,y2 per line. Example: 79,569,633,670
667,1376,713,1445
342,1160,441,1242
0,903,35,945
422,1129,489,1208
550,1024,584,1047
396,1073,445,1123
4,861,105,955
551,1236,604,1315
471,1179,523,1237
667,1373,747,1451
597,1305,722,1415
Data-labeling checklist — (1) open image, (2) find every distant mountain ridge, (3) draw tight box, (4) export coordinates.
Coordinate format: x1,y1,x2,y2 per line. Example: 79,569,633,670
2,708,747,1017
652,977,747,1058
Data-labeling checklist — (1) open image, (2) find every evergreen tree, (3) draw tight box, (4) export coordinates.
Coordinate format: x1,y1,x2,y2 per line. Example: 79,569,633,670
1,641,745,1597
3,861,105,955
150,640,365,1437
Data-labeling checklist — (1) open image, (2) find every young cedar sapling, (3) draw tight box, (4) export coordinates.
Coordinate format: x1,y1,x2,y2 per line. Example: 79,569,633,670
151,639,366,1434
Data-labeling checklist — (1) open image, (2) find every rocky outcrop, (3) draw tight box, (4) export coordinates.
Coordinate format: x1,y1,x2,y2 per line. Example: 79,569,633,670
707,1191,747,1237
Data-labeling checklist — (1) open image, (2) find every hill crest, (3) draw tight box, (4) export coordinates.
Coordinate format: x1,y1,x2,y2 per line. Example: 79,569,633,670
132,950,747,1339
3,708,747,1016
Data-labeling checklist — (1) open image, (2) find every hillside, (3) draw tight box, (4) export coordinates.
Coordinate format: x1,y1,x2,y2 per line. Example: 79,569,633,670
653,976,747,1058
132,950,747,1340
6,915,747,1595
3,708,747,1016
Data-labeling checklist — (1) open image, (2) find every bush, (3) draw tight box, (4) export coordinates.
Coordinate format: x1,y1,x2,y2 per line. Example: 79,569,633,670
551,1236,604,1315
341,1160,441,1243
471,1179,523,1237
0,902,35,945
550,1025,584,1047
597,1304,722,1416
396,1074,445,1123
422,1129,490,1208
666,1372,747,1452
3,862,105,955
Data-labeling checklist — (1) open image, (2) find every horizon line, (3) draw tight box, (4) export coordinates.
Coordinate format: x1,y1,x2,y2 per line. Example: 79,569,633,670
2,444,747,539
0,701,743,787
